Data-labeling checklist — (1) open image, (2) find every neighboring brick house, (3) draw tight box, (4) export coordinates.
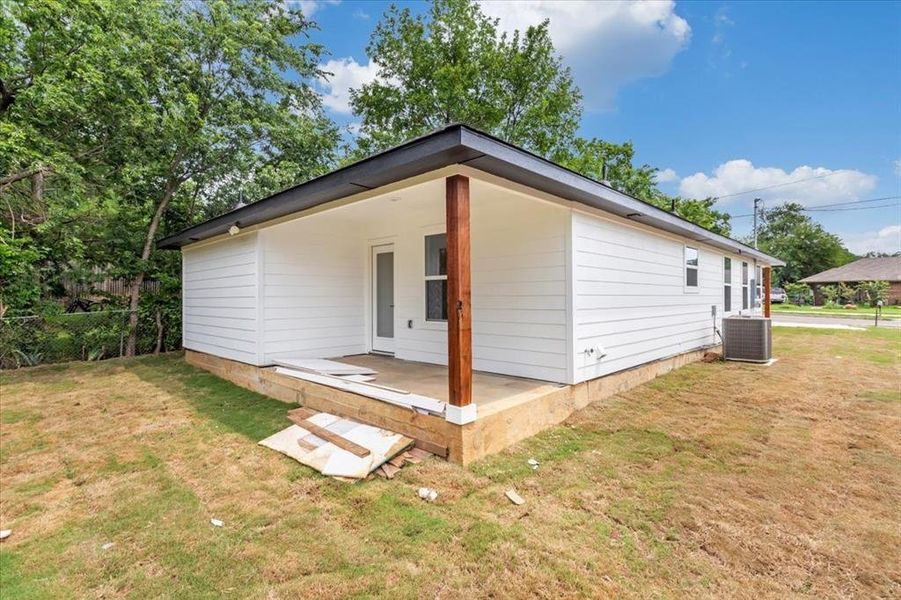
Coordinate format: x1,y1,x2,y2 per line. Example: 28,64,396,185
800,257,901,305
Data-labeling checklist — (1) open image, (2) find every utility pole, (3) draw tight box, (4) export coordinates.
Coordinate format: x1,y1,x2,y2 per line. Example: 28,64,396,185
753,198,761,248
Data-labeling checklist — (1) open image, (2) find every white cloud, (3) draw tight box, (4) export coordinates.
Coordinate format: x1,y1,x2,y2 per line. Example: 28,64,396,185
284,0,339,16
317,57,380,114
709,6,735,71
478,1,690,110
655,168,679,183
841,225,901,255
893,158,901,176
678,160,878,206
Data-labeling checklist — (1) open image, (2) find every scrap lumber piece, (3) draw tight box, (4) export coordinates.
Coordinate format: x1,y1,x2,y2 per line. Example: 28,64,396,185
380,463,401,479
505,489,526,505
287,408,371,458
288,407,317,420
273,358,377,376
408,447,435,461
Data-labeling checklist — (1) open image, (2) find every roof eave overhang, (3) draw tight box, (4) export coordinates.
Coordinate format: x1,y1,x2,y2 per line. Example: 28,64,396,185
158,125,785,267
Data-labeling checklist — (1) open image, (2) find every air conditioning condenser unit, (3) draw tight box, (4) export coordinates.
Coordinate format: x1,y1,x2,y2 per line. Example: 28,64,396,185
722,316,772,363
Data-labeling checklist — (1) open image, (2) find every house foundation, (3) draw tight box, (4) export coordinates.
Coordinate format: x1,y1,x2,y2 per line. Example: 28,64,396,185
186,346,718,465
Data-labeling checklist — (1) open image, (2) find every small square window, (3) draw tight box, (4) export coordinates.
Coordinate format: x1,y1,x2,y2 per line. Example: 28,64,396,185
686,268,698,287
425,234,447,277
685,247,699,267
685,246,699,289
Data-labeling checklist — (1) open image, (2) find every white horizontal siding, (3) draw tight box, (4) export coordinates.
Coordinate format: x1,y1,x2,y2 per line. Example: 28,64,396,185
182,233,259,364
259,221,366,363
572,211,755,383
375,183,570,383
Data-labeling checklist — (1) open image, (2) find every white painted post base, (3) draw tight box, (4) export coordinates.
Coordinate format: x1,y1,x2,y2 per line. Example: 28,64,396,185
445,403,477,425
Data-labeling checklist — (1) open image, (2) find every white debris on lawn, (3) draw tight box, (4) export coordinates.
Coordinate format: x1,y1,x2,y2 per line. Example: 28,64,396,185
417,487,439,502
210,518,224,527
0,530,11,540
505,489,526,506
101,542,115,550
527,458,539,469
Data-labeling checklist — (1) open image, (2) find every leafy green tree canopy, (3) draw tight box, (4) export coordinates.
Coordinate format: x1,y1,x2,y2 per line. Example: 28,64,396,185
349,0,582,157
2,0,340,351
755,202,856,286
555,137,732,236
351,0,730,236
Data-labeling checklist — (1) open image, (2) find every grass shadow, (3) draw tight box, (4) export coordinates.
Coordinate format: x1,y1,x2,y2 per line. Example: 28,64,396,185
127,354,290,441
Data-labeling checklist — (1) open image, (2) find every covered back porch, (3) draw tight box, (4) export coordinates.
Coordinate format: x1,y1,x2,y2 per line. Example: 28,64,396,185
249,168,573,421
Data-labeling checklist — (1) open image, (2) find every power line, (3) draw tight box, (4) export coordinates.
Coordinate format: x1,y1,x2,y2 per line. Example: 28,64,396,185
800,194,901,209
712,171,843,201
729,196,901,218
805,202,901,213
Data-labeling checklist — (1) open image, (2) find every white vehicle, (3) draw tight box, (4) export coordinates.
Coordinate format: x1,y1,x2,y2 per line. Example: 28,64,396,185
770,287,787,304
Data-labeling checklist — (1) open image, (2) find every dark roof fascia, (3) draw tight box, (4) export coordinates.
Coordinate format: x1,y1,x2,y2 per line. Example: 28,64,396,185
158,124,784,266
157,126,474,249
457,127,784,266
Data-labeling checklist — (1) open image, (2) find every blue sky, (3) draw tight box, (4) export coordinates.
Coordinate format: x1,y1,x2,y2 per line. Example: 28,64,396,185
300,0,900,254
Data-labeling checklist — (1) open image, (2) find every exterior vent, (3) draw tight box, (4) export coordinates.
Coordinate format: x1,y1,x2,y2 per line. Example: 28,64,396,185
722,316,772,363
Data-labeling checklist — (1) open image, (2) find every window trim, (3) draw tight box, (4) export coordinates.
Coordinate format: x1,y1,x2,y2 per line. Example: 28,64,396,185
684,245,700,292
755,265,762,308
723,257,732,313
741,261,749,310
424,232,448,323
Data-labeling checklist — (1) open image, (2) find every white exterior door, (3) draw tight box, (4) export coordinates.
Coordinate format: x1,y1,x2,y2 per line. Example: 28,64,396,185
371,244,395,354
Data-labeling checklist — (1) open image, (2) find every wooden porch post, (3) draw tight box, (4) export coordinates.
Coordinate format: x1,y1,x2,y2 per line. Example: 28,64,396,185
763,266,772,318
446,175,472,412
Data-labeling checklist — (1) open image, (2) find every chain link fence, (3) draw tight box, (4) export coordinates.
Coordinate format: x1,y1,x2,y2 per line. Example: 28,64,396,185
0,309,178,369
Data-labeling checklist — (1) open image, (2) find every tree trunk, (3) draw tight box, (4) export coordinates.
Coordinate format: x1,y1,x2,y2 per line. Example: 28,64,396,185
154,306,164,354
125,171,180,356
31,169,44,203
1,165,48,191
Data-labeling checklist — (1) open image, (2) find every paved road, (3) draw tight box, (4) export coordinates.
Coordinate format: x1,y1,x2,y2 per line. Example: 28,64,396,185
771,313,901,329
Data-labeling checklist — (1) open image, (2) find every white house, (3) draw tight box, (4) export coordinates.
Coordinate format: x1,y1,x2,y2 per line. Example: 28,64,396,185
160,125,782,463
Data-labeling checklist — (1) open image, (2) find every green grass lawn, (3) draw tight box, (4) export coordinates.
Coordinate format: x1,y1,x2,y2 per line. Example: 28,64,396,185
1,328,899,598
772,302,900,319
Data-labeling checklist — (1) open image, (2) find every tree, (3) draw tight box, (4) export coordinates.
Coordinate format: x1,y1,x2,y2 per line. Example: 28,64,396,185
755,203,855,286
555,137,732,236
349,0,581,157
351,0,730,236
111,0,340,355
2,0,340,353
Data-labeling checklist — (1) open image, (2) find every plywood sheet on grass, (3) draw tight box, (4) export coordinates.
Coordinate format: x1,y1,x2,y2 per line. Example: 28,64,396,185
258,412,413,479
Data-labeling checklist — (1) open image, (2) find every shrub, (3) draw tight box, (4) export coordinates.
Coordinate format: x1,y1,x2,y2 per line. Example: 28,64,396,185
784,283,812,305
820,285,840,306
837,282,856,304
857,281,889,307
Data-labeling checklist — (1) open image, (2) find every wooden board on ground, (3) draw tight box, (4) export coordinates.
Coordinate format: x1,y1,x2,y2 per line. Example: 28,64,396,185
272,358,377,376
287,408,370,457
259,410,414,480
